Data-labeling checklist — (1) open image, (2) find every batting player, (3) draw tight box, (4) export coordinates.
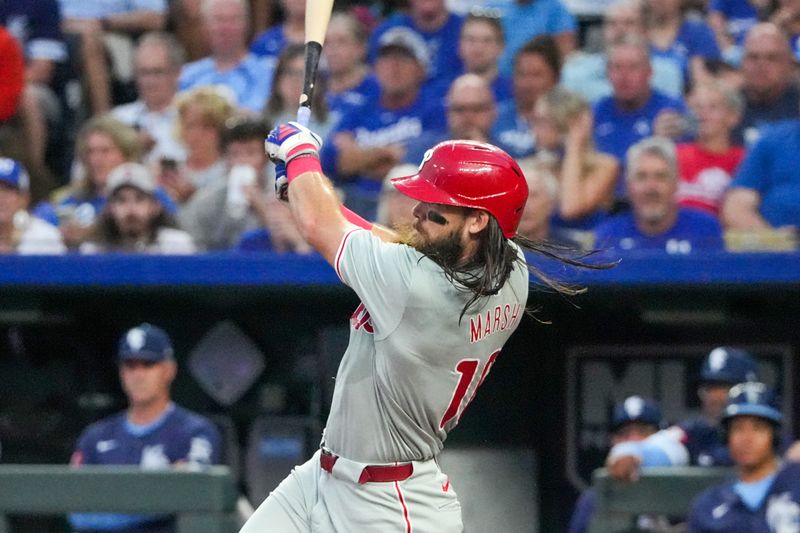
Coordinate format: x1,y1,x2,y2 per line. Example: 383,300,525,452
240,122,602,532
687,382,800,532
69,323,222,533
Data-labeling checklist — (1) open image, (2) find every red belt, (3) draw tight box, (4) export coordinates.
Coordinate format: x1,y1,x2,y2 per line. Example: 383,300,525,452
320,450,414,484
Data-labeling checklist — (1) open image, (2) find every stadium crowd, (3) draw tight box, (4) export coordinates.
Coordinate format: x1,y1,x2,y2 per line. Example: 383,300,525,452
0,0,797,256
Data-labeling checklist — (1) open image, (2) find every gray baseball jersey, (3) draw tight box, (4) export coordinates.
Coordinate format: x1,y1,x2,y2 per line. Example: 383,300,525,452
324,228,529,464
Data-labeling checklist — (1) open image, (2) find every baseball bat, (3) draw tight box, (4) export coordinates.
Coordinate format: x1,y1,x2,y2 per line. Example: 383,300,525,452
297,0,334,126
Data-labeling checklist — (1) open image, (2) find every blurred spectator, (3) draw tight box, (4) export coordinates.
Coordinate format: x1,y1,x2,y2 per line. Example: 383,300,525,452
769,0,800,56
178,0,275,113
323,11,380,120
644,0,720,86
164,86,235,204
60,0,168,114
494,36,560,159
180,116,308,252
82,163,195,254
54,115,144,250
721,118,800,232
1,0,67,182
0,26,24,124
561,0,684,103
264,44,335,139
169,0,210,61
458,11,512,104
677,346,759,466
368,0,465,100
375,163,419,229
677,81,745,217
592,35,688,196
515,157,559,242
687,382,800,532
533,88,618,232
496,0,576,76
112,32,187,166
250,0,305,62
569,396,664,533
594,137,724,253
69,323,221,533
707,0,760,63
320,27,446,220
404,73,498,163
0,158,64,254
733,23,800,146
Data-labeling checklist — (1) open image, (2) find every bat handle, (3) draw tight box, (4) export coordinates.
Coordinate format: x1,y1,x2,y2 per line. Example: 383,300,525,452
296,105,311,127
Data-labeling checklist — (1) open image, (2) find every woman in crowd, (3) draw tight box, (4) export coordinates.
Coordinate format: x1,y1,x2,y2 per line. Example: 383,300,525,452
163,86,235,205
532,87,619,235
263,44,336,140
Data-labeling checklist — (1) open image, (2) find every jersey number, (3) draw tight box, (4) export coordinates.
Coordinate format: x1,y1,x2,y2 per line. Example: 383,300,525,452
439,350,500,429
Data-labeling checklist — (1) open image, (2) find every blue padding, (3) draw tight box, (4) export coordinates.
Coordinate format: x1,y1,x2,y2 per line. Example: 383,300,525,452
0,250,797,287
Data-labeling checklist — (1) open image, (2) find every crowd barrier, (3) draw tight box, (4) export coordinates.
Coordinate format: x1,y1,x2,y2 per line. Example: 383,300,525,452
589,467,732,533
0,465,238,533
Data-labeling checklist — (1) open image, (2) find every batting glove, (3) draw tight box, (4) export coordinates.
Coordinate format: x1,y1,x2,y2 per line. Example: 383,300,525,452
265,122,323,164
265,122,323,201
274,161,289,202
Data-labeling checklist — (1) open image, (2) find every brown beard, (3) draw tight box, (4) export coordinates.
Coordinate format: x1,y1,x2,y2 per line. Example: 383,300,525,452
395,221,466,270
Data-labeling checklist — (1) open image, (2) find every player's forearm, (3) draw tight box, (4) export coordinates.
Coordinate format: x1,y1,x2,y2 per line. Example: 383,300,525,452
288,168,356,263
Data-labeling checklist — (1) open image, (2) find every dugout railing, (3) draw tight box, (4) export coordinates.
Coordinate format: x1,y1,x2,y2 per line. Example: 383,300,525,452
589,466,732,533
0,465,238,533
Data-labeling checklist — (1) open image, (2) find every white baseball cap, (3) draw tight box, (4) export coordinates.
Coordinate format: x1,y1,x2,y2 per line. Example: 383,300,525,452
105,163,157,196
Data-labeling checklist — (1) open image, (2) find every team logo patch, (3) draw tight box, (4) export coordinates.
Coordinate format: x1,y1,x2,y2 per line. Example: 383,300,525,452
126,328,146,352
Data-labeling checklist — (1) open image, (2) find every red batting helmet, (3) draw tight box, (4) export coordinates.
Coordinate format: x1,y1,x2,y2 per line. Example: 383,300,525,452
390,141,528,237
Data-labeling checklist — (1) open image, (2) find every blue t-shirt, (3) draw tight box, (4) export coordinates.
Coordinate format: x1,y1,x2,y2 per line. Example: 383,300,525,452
688,463,800,532
368,14,464,99
179,54,276,113
593,90,686,195
250,25,288,61
492,99,534,159
69,404,222,531
494,0,576,76
650,19,721,82
594,208,724,253
0,0,66,62
735,85,800,147
709,0,758,45
326,74,381,120
729,120,800,227
320,93,446,218
678,417,731,466
58,0,166,19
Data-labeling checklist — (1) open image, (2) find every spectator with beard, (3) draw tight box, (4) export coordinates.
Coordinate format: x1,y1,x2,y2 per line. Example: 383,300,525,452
594,137,724,253
82,163,195,254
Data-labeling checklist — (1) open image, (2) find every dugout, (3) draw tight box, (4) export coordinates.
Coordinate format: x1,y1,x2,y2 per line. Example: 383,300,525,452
0,250,797,532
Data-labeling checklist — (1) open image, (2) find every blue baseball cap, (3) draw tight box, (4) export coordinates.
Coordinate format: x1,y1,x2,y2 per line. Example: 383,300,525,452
0,158,29,192
722,382,783,426
700,347,758,385
611,396,663,432
118,323,174,362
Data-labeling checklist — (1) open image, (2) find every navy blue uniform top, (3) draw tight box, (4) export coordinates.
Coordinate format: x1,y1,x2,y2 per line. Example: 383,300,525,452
688,463,800,532
69,404,222,532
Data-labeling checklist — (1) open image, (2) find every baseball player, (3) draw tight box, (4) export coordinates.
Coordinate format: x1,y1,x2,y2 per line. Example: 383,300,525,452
678,347,760,466
687,382,800,532
69,323,222,533
239,122,601,532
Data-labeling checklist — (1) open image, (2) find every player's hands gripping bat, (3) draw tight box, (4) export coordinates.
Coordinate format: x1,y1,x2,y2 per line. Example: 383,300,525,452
296,0,334,126
266,122,324,201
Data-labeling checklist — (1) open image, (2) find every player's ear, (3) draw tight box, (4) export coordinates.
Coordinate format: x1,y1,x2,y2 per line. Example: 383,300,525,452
466,209,489,236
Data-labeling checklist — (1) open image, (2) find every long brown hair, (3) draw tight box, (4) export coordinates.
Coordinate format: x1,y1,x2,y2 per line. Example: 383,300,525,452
422,214,613,321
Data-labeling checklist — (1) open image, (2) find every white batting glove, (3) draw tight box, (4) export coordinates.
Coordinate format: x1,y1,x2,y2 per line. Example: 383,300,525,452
265,122,323,165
